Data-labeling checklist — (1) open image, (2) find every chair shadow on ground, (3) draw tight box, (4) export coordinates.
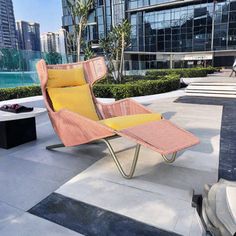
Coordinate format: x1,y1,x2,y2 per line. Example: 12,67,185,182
186,127,220,154
161,111,176,120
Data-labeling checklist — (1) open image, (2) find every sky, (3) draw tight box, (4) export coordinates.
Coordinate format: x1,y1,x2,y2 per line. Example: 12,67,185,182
12,0,63,33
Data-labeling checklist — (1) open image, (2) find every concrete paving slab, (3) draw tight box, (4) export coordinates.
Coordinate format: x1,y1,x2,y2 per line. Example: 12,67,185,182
57,176,193,234
0,201,23,230
0,213,82,236
0,155,74,184
9,143,104,172
0,169,61,211
189,210,205,236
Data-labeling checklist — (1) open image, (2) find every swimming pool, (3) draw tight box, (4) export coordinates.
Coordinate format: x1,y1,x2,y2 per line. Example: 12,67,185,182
0,71,40,88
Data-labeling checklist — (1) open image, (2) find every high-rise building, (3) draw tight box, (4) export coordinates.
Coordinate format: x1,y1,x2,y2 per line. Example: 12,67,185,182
62,0,236,68
58,28,67,55
16,21,41,51
0,0,17,48
41,31,66,54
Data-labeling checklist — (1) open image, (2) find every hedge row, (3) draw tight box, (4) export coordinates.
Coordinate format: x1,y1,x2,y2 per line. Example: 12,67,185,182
146,67,220,78
93,74,180,100
0,74,180,101
0,86,42,102
97,74,179,84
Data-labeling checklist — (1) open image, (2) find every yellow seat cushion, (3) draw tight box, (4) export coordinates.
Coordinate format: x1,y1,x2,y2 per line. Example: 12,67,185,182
99,113,162,131
47,65,86,88
47,84,99,121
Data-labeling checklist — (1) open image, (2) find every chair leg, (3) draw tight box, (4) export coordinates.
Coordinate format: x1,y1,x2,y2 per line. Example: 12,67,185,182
46,143,65,150
161,152,177,163
101,139,141,179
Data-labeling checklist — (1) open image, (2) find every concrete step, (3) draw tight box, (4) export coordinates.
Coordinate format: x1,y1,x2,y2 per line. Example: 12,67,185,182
182,77,236,85
186,89,236,95
187,86,236,91
190,82,236,86
185,93,236,98
185,81,236,98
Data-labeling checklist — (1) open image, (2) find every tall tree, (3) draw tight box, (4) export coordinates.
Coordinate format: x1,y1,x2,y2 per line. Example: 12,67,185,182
67,0,93,61
100,19,131,82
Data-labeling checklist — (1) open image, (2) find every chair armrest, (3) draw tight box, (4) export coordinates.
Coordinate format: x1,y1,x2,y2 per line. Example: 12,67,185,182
96,98,152,119
49,109,114,147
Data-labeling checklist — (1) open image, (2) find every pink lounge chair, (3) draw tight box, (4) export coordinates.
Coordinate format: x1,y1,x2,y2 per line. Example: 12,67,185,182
36,57,199,179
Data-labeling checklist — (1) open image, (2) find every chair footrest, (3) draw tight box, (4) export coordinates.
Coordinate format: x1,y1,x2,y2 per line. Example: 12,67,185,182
117,119,199,155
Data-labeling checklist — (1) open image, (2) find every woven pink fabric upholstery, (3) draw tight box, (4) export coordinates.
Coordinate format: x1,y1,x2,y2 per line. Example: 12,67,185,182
119,120,200,155
97,98,152,119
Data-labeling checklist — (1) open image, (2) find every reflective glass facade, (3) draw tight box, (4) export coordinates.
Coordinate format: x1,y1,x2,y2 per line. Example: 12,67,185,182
129,0,236,53
61,0,236,67
129,0,177,10
62,0,119,42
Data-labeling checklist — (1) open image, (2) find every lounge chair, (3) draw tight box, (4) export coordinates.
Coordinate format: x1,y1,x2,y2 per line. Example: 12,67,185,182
36,57,199,179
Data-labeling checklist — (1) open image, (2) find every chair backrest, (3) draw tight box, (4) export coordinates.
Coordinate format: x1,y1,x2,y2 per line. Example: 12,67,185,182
36,57,107,120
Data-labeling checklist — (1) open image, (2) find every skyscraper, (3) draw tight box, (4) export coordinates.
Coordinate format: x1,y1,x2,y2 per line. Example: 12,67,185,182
16,21,41,51
0,0,17,48
58,28,67,55
41,32,60,53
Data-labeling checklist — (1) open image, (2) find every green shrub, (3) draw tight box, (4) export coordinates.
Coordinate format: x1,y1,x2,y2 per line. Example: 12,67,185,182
0,74,180,101
94,74,180,100
97,74,173,84
146,67,220,78
0,86,42,102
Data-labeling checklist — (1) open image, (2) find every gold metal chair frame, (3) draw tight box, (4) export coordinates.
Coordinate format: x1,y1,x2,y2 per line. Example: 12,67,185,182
46,138,177,179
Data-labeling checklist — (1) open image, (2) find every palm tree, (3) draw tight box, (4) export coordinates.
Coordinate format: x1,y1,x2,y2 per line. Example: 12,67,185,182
67,0,93,61
115,20,131,81
100,19,131,82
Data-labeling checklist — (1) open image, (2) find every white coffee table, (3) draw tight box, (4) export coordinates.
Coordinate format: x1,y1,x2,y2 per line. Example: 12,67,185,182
0,108,46,149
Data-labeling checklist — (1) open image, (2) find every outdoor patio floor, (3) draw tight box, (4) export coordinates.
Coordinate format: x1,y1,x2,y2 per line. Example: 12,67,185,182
0,91,226,235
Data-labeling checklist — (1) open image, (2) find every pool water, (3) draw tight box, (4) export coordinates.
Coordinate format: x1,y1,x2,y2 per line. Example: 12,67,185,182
0,72,40,88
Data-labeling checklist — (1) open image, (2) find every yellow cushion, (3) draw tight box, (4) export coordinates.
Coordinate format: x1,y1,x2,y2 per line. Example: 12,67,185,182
47,65,86,88
99,113,162,131
47,84,99,121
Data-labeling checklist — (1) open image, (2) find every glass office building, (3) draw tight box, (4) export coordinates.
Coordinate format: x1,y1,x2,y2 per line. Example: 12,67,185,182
127,0,236,68
62,0,114,47
62,0,236,68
